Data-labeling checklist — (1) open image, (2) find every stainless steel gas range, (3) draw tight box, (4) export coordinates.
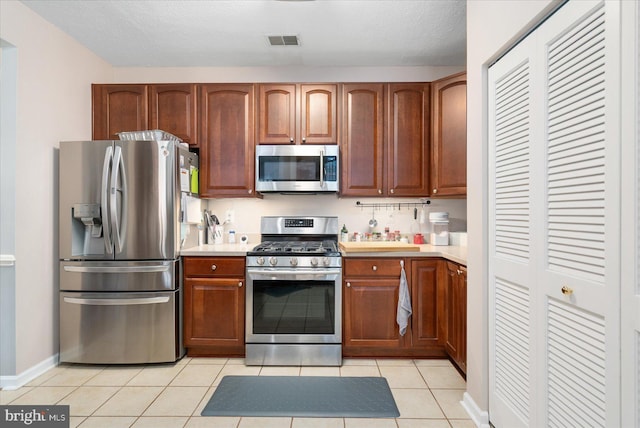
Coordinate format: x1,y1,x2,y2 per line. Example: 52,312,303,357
245,216,342,366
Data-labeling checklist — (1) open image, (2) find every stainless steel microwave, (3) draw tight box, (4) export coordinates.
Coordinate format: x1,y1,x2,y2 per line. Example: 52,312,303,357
255,145,339,193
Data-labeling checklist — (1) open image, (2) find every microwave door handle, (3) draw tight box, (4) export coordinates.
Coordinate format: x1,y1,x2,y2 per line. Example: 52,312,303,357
320,149,324,187
101,146,113,255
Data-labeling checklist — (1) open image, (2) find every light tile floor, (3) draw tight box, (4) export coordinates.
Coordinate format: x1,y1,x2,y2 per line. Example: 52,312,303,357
1,358,472,428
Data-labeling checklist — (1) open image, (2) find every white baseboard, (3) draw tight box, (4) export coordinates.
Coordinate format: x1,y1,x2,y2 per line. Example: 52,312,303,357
461,391,490,428
0,354,59,390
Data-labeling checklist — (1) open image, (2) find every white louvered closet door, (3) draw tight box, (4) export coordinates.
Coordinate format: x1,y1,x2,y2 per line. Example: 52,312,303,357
539,2,620,427
621,1,639,426
488,34,539,428
489,1,622,427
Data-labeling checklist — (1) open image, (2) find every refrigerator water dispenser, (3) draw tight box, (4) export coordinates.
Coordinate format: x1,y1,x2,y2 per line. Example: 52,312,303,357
72,203,104,256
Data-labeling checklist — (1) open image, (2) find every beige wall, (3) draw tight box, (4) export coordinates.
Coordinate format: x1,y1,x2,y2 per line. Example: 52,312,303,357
113,65,463,83
466,0,559,418
0,1,111,376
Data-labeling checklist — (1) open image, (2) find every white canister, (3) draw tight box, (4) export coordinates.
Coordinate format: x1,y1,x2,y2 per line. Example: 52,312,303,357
429,212,450,246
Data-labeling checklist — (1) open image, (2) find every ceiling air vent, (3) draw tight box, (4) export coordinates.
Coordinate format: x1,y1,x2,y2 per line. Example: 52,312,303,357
268,35,300,46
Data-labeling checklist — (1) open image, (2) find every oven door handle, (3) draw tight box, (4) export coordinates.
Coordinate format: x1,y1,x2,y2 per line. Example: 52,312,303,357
247,268,342,276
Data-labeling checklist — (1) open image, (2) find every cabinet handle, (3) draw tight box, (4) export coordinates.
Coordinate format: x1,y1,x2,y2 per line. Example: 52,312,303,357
457,269,461,275
290,138,294,143
238,281,243,287
346,282,351,287
561,285,573,295
211,264,217,271
378,189,382,194
302,138,306,143
390,189,395,194
433,188,438,194
248,189,253,194
372,265,377,271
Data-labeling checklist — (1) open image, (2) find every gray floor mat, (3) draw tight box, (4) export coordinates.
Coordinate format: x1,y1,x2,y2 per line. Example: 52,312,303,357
201,375,400,418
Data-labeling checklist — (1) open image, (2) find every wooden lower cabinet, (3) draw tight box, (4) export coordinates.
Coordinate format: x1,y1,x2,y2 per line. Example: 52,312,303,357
183,257,245,356
342,257,447,358
443,261,467,373
410,259,446,351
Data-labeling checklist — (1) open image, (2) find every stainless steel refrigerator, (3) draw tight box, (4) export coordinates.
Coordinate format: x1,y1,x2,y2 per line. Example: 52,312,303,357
58,139,198,364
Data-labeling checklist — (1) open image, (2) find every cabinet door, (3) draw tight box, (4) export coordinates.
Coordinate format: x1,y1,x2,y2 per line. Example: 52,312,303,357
257,84,296,144
458,265,467,372
343,278,404,350
149,84,197,146
183,277,245,351
92,84,148,140
444,261,466,373
387,83,430,196
431,73,467,196
410,259,443,349
340,84,385,196
300,84,338,144
199,84,255,197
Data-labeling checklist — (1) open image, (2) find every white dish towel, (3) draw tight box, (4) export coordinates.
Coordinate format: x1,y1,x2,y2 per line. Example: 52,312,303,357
396,260,412,336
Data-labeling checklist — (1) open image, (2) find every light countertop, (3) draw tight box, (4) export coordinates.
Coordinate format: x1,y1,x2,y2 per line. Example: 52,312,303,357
181,243,467,265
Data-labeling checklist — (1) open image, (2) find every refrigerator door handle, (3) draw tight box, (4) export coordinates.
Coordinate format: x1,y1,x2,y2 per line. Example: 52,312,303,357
102,146,114,254
111,146,128,254
63,296,170,306
63,265,171,274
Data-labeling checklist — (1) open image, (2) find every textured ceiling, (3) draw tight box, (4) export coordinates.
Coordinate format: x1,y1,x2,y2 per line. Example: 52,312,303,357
20,0,466,67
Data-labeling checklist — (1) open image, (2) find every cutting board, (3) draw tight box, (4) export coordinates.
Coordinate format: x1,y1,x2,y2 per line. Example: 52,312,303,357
339,241,421,253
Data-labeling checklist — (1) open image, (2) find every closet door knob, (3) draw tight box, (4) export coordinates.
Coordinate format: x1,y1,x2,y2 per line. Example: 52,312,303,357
561,285,573,295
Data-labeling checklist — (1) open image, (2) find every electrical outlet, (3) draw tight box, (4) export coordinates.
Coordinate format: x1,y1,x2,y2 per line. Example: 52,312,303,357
225,209,234,224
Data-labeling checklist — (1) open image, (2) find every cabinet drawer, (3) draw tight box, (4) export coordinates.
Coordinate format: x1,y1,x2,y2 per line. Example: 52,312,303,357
343,258,403,277
183,257,245,277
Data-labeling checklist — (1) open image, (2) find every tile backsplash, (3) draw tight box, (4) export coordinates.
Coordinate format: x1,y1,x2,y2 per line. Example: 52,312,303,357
204,194,466,244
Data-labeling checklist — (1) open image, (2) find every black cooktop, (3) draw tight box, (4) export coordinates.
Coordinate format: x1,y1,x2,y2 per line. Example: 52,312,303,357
249,240,340,256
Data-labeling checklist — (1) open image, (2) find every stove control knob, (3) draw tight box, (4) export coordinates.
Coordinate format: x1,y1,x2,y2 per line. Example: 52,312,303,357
310,257,319,267
322,257,331,267
256,256,265,266
290,257,298,267
269,257,278,266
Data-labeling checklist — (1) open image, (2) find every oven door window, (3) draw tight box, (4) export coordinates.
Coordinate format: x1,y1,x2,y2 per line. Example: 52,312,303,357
252,279,335,334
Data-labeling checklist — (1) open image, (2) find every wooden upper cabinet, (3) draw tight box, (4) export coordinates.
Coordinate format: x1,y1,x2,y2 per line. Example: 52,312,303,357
340,84,385,196
92,84,148,140
258,84,296,144
92,83,198,145
198,84,256,198
387,83,430,197
149,84,198,146
300,84,338,144
257,84,338,144
431,72,467,196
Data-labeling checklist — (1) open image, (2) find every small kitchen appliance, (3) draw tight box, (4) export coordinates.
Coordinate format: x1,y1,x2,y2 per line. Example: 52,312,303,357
245,216,342,366
255,145,339,193
429,212,450,246
58,137,198,364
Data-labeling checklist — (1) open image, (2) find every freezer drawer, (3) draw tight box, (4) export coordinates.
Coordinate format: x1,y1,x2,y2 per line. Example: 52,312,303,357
59,290,183,364
60,260,178,292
